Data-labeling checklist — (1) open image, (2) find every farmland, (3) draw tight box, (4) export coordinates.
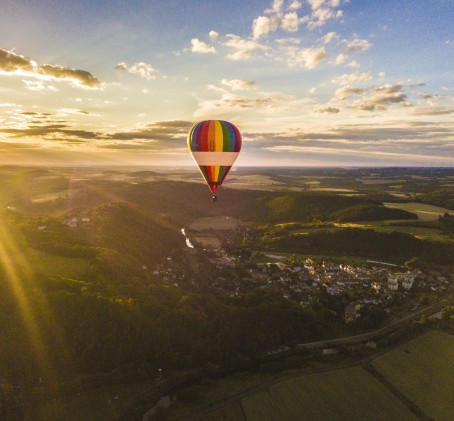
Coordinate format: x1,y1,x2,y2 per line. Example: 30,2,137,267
371,330,454,420
185,330,454,421
194,367,417,421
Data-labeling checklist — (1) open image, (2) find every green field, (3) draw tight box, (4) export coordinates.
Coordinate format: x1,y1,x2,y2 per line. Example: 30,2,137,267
191,330,454,421
371,330,454,420
197,367,417,421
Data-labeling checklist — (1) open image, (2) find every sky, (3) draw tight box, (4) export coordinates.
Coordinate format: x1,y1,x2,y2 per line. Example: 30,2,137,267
1,0,454,167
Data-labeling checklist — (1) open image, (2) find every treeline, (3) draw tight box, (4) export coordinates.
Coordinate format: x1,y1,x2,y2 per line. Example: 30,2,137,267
262,227,454,266
439,213,454,234
419,188,454,210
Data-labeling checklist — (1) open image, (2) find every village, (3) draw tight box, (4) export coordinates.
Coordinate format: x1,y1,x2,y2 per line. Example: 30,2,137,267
152,233,453,326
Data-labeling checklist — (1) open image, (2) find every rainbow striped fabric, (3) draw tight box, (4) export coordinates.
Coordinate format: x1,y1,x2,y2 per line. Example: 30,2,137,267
188,120,242,194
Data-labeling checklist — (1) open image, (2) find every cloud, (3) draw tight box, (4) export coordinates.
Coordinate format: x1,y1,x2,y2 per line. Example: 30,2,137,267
107,120,193,142
285,46,327,69
190,38,216,54
193,87,301,118
281,12,299,32
335,53,347,64
288,0,302,10
305,0,343,30
221,79,257,91
334,86,364,100
412,106,454,116
0,123,100,141
114,61,158,80
252,15,279,39
314,106,340,113
335,38,372,64
332,72,372,85
224,35,269,60
209,31,219,41
322,31,338,44
356,84,408,111
22,80,58,91
0,48,101,88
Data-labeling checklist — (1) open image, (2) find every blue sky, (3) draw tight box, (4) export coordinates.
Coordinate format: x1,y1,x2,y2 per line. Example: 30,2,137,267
1,0,453,166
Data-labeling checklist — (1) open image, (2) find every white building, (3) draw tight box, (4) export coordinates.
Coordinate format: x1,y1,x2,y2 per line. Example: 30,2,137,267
388,277,398,291
397,273,415,290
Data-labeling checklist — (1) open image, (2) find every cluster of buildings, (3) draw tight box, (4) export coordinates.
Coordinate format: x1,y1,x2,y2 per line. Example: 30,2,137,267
151,236,453,323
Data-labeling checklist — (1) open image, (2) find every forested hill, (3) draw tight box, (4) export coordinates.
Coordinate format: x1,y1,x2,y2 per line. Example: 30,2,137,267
121,181,417,224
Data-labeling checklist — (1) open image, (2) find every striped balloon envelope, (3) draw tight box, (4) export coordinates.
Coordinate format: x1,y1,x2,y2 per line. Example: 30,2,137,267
188,120,242,200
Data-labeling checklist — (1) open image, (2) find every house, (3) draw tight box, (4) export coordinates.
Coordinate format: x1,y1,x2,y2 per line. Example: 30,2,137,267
396,273,415,290
388,277,398,291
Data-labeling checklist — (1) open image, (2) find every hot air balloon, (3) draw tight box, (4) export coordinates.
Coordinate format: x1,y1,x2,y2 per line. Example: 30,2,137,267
188,120,242,201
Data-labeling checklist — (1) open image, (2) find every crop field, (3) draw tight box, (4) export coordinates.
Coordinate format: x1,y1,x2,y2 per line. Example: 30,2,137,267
383,202,453,221
197,367,417,421
371,330,454,420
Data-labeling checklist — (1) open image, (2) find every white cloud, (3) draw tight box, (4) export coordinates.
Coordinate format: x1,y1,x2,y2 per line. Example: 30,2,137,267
334,86,364,100
281,12,299,32
22,80,58,91
322,31,338,44
332,72,372,85
224,35,269,60
307,0,325,10
345,38,372,54
209,31,219,41
308,7,335,29
269,0,284,13
115,61,158,80
286,47,327,69
288,0,302,10
347,60,360,68
335,53,347,64
190,38,216,54
221,79,257,91
252,15,279,39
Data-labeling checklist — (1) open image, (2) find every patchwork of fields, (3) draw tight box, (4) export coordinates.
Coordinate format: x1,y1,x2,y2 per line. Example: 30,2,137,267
193,330,454,421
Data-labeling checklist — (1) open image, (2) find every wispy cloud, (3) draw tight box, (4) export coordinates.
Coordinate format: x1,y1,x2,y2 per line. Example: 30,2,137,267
114,61,158,80
221,79,257,91
332,72,373,85
224,35,269,60
0,48,101,88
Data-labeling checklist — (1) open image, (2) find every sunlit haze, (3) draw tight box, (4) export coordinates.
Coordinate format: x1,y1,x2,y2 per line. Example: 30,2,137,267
1,0,454,166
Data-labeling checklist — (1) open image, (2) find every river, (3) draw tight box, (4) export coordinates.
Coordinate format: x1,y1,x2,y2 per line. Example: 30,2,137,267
181,228,194,248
